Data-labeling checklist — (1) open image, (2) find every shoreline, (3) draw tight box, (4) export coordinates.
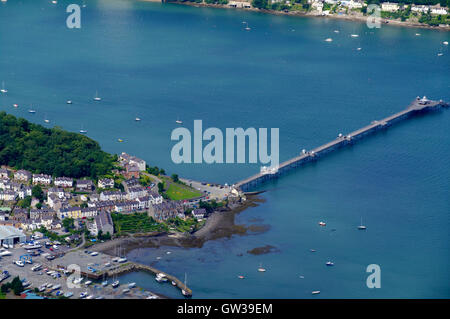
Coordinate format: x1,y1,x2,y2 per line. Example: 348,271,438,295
166,1,450,31
92,194,266,256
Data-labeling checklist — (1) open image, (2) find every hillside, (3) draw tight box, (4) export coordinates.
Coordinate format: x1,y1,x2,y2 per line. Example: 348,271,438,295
0,112,115,179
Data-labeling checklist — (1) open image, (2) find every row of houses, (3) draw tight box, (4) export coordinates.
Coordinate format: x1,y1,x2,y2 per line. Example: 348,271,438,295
1,167,116,190
381,2,448,15
1,207,61,232
148,200,187,221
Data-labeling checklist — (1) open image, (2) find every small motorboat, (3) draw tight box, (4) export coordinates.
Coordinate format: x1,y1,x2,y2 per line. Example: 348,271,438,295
122,288,130,294
326,261,334,266
102,281,108,287
66,100,72,104
171,281,177,286
135,117,141,121
155,273,167,282
312,291,321,295
318,221,326,226
79,292,88,298
112,280,120,288
13,103,18,108
85,280,93,286
257,263,266,272
238,275,245,279
350,34,359,38
28,109,36,114
128,282,136,289
324,38,333,42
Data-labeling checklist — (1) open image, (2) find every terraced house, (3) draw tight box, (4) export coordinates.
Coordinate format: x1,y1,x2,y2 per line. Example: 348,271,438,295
54,177,73,188
32,173,52,185
14,169,31,182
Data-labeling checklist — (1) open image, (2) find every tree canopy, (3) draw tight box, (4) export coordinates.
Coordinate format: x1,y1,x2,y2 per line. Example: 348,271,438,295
0,112,115,179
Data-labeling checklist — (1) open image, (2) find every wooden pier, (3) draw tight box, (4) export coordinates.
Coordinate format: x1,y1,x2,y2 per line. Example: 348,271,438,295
235,97,448,192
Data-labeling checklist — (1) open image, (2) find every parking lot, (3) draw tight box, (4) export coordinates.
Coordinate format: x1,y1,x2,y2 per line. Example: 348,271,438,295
181,178,232,201
0,241,158,299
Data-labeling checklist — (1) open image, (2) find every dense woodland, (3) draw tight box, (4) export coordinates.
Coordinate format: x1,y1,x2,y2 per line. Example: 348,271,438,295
0,112,115,179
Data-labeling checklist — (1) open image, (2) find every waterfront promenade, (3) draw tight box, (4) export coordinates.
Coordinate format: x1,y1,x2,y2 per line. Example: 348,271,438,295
235,97,449,192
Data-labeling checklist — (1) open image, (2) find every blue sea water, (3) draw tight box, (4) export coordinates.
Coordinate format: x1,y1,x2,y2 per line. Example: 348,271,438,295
0,0,449,298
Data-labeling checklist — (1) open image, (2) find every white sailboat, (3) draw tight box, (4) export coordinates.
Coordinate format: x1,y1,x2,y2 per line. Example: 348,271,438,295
135,117,141,122
181,273,191,297
244,22,251,31
93,90,101,101
175,117,182,124
357,217,366,230
28,107,36,114
79,125,87,134
44,114,50,123
0,81,7,93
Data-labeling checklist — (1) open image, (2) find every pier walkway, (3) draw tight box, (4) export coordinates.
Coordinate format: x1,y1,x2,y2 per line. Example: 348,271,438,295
235,97,448,192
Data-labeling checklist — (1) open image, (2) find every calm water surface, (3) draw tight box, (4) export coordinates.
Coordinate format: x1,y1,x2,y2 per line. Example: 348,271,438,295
0,0,449,298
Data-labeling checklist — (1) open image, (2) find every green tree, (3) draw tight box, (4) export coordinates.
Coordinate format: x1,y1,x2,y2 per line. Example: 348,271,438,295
32,185,44,202
62,218,75,231
171,174,179,183
157,182,164,194
17,196,32,208
252,0,268,9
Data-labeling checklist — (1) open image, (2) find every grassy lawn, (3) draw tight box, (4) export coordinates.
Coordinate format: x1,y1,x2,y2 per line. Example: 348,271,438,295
166,182,202,201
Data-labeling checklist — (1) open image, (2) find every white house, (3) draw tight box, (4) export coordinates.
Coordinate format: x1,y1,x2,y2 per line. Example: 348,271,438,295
100,191,125,201
14,170,31,182
192,208,206,220
18,186,32,199
381,2,399,12
411,5,430,13
0,190,16,201
32,174,52,185
54,177,73,188
98,178,114,189
430,5,447,15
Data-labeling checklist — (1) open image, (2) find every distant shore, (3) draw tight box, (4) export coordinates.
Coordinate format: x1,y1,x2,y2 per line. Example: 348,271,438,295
158,1,450,31
93,194,267,256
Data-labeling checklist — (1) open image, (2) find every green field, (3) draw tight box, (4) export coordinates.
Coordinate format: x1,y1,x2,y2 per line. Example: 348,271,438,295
165,182,202,201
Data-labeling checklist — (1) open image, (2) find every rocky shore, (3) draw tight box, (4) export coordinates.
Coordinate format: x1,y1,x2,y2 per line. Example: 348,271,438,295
92,194,267,256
